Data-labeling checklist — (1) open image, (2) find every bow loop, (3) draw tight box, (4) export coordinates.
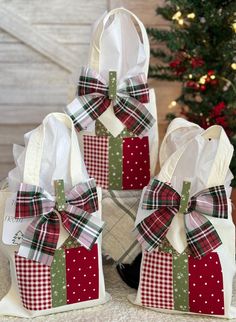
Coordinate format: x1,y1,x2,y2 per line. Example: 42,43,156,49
66,66,155,136
15,179,104,266
189,185,228,218
66,179,98,213
184,211,222,259
78,67,108,96
124,73,149,103
142,179,180,210
135,179,227,259
15,183,54,218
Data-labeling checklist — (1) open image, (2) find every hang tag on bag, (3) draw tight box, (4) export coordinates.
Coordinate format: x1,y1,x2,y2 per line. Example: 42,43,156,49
2,194,32,245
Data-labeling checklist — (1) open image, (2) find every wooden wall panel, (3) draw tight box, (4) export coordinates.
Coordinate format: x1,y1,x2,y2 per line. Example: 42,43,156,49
0,163,15,180
109,0,168,26
0,125,37,145
0,0,177,179
0,0,107,24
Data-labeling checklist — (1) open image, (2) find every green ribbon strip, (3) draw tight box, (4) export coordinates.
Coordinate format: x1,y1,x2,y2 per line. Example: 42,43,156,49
61,236,81,249
95,120,111,136
159,239,189,312
54,179,66,211
172,251,189,312
108,71,117,100
179,181,191,214
51,249,67,307
95,120,133,138
109,137,122,190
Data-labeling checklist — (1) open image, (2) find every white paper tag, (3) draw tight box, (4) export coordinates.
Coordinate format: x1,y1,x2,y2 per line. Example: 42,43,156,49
2,195,32,245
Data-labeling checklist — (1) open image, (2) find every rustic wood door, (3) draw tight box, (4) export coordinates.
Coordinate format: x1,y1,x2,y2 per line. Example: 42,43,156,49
0,0,181,179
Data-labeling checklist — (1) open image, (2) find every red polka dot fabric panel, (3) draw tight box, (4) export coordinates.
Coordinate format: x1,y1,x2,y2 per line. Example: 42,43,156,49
83,135,150,190
15,244,99,311
140,248,224,316
189,253,224,315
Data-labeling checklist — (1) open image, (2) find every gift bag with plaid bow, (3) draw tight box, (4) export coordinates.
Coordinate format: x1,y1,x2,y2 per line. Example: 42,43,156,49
129,118,236,318
0,113,110,318
65,8,158,264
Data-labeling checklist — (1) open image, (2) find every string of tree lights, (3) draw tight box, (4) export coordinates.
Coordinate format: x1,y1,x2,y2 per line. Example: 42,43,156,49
148,0,236,186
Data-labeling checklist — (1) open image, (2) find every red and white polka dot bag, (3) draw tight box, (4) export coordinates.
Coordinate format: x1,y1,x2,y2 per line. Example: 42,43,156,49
0,113,109,318
65,8,158,264
129,118,236,318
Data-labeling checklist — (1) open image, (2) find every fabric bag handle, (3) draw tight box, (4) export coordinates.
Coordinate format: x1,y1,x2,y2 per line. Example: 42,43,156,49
23,113,87,186
159,124,233,187
89,7,150,77
159,118,202,167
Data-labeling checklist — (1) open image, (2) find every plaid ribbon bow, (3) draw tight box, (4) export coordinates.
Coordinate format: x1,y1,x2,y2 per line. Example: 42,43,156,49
135,179,228,259
15,179,104,266
65,67,155,136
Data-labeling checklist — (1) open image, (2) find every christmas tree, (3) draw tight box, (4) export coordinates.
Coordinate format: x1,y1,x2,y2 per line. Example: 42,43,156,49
148,0,236,186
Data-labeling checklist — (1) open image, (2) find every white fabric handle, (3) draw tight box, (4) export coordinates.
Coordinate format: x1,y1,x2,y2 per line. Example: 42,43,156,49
159,123,233,186
89,7,150,77
159,118,202,167
23,113,87,186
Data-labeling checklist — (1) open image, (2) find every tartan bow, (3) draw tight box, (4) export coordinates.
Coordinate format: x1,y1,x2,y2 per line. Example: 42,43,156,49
135,179,228,259
65,67,155,136
15,179,104,266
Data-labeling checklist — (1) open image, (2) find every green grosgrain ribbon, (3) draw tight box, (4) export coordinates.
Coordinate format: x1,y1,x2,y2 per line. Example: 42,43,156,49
95,119,133,138
54,179,66,211
108,71,117,100
159,239,189,312
179,181,191,214
109,137,122,190
50,249,67,307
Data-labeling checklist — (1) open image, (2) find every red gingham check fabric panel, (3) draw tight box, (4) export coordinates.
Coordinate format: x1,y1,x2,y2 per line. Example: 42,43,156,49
15,253,52,311
140,250,174,309
83,135,109,189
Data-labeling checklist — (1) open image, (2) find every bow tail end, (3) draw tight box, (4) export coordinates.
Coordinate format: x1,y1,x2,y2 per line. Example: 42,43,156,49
62,209,105,250
74,218,105,250
17,242,55,266
66,95,110,133
134,208,175,252
17,213,60,266
185,211,222,259
114,97,155,137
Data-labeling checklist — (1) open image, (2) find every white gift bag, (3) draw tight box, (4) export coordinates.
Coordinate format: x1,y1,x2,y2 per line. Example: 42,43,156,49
0,113,109,318
130,118,236,319
66,7,159,190
65,7,158,264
